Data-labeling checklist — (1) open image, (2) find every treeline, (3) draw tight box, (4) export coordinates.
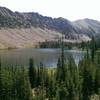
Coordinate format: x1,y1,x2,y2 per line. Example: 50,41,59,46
39,40,91,50
39,40,86,49
39,36,100,50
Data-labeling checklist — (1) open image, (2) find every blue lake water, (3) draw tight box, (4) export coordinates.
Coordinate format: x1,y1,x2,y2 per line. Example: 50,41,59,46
0,48,84,67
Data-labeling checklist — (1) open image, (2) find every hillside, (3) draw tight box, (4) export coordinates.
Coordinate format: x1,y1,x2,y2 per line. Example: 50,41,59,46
1,6,100,49
73,18,100,37
0,27,63,49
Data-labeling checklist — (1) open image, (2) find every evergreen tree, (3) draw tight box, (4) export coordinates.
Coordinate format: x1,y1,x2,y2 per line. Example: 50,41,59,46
94,67,100,94
11,66,18,100
56,57,63,82
29,58,36,88
56,34,66,82
55,83,68,100
90,36,96,61
35,66,41,87
81,64,94,100
48,70,56,99
81,41,85,50
17,67,33,100
67,56,80,100
0,58,2,99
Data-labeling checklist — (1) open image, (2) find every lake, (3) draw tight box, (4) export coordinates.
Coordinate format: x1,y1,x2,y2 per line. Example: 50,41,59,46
0,48,84,67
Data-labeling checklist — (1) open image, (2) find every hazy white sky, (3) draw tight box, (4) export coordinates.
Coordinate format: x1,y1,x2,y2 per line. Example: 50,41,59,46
0,0,100,21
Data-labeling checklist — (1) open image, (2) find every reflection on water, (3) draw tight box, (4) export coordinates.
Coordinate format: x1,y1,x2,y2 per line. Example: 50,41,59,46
0,48,84,67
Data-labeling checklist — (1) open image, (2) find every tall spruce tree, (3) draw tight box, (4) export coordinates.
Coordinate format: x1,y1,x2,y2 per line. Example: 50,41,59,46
94,66,100,94
29,58,35,88
55,83,68,100
17,67,33,100
90,36,96,61
81,62,94,100
0,58,2,99
56,33,66,82
48,70,56,99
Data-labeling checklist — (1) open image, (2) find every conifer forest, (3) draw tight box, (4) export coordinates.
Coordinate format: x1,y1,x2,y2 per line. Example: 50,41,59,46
0,37,100,100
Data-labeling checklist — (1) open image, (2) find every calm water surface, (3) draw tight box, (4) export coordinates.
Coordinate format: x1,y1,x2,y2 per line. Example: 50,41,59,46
0,48,84,67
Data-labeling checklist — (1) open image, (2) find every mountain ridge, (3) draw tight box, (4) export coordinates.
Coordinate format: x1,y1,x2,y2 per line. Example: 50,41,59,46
0,6,100,35
0,6,100,49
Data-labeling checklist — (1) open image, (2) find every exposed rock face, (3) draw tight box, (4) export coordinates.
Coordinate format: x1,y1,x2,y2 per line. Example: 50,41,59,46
73,18,100,37
0,6,100,48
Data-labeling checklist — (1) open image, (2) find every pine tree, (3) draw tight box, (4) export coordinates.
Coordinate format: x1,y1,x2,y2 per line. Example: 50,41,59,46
0,58,2,99
90,36,96,61
11,66,18,100
60,35,66,82
48,70,56,99
94,67,100,94
81,65,94,100
35,66,41,87
29,58,36,88
81,41,85,50
56,34,66,82
17,67,33,100
55,87,60,100
67,56,80,100
56,57,62,82
55,83,68,100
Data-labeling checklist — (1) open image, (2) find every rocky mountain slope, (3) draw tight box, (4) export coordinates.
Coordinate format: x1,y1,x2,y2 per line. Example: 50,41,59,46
73,18,100,37
0,6,100,49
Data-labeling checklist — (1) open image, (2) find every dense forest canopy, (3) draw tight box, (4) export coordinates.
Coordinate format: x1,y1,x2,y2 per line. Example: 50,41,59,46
0,38,100,100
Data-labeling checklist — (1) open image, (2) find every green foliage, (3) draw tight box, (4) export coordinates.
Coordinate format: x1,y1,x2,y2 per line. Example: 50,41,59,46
0,66,33,100
29,58,36,88
90,36,97,61
0,37,100,100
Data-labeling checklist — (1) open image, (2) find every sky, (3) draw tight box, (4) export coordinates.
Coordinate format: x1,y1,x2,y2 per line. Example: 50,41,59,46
0,0,100,21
